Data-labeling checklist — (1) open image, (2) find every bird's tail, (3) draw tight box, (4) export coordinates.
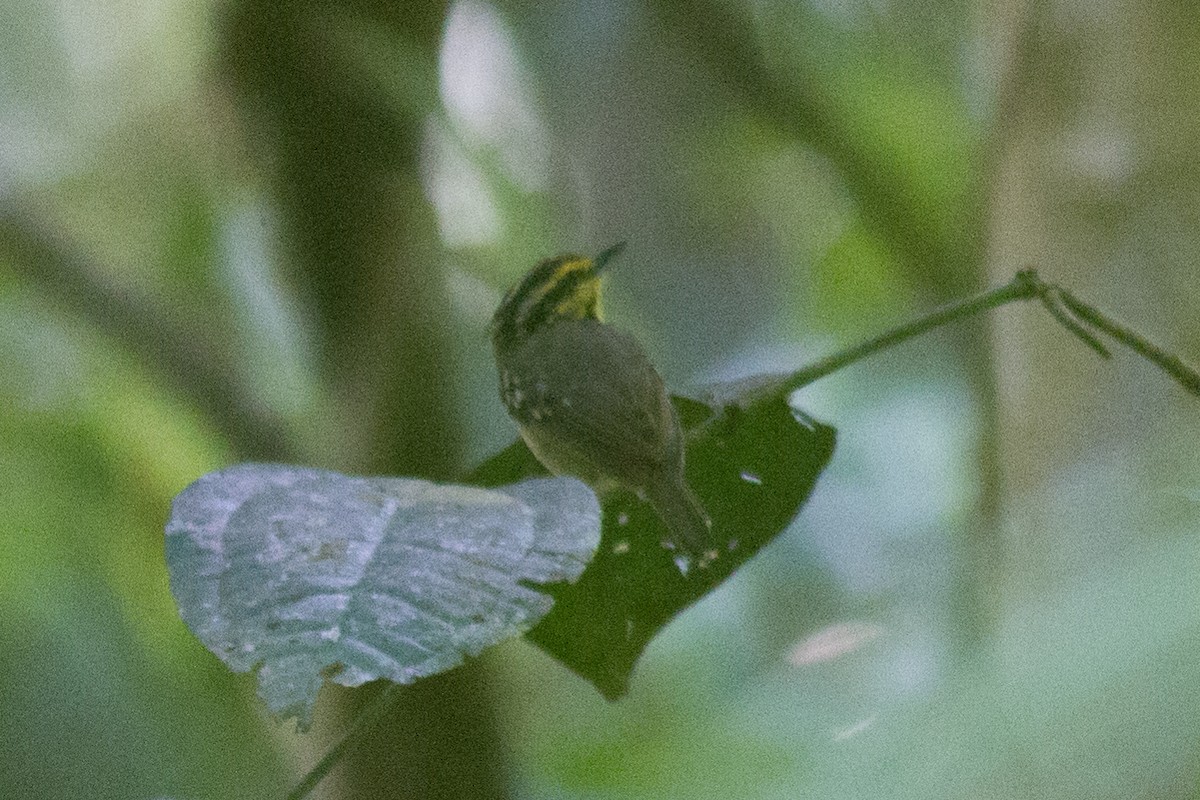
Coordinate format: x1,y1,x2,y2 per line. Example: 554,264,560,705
647,476,715,563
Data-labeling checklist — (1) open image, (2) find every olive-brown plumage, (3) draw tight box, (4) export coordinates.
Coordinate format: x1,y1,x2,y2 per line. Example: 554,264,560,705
491,247,713,560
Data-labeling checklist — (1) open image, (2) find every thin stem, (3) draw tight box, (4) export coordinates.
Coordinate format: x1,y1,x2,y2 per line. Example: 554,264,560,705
0,207,294,460
1056,289,1200,396
1037,289,1112,359
807,272,1032,390
721,268,1200,407
286,683,406,800
761,270,1043,401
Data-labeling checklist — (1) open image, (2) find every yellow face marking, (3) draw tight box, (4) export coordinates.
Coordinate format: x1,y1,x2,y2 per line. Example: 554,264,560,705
516,257,602,324
492,253,608,349
551,271,602,322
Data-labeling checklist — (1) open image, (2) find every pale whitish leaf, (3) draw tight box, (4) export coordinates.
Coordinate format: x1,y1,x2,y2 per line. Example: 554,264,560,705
165,464,600,729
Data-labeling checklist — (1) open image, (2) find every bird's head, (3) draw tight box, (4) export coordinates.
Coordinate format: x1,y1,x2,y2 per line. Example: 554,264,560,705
491,243,625,350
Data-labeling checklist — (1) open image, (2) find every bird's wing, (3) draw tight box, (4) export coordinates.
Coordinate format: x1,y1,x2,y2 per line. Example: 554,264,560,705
505,320,678,485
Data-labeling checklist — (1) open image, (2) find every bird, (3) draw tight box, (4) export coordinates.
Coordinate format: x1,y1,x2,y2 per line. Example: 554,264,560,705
490,244,714,564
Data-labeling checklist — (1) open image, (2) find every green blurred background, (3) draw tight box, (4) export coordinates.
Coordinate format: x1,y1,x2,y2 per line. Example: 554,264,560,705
2,0,1199,797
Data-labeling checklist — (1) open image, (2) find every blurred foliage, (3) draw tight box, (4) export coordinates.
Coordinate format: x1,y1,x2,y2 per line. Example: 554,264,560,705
2,0,1199,798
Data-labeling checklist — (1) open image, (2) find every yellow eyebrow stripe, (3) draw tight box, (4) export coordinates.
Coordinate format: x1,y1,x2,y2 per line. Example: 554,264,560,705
492,252,605,349
516,258,592,319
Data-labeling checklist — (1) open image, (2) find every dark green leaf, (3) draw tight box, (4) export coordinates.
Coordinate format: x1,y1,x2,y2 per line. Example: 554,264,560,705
469,383,836,698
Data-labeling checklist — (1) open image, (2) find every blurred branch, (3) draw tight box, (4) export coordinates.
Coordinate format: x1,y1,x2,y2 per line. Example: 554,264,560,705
219,2,504,799
221,0,462,479
950,0,1041,660
0,207,293,460
647,0,975,291
287,683,405,800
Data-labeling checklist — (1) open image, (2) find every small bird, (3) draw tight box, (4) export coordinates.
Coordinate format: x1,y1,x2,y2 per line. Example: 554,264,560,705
490,244,714,562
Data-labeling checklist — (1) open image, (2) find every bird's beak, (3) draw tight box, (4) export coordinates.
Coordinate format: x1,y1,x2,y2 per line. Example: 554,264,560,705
591,242,627,275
